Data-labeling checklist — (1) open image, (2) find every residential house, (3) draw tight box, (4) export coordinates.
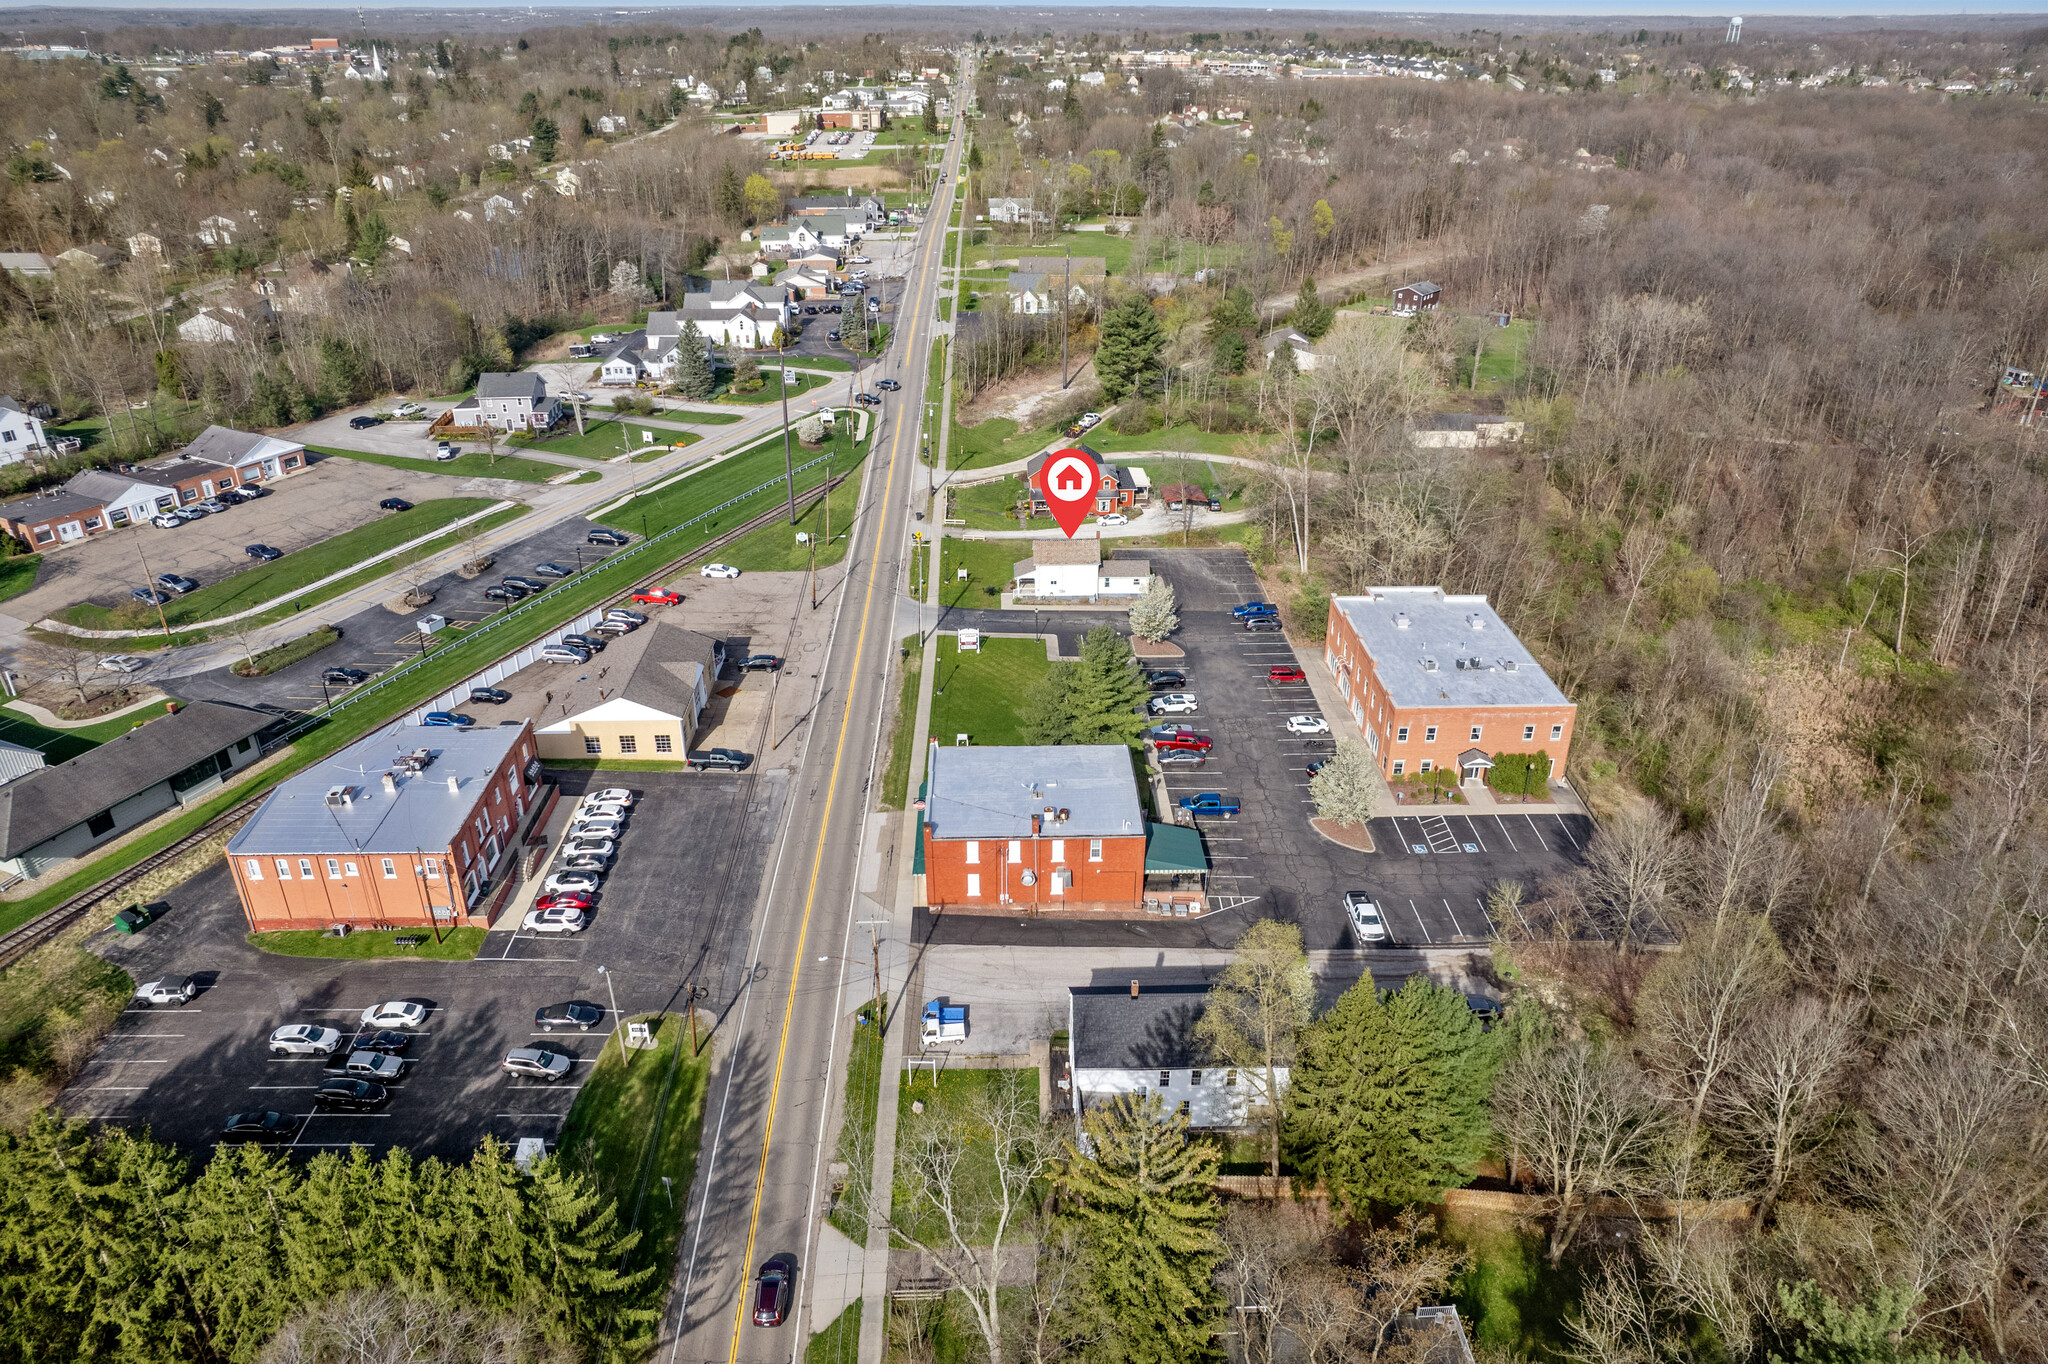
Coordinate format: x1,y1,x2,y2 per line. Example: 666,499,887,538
0,253,54,278
788,193,885,228
225,719,548,931
596,114,627,135
55,243,123,270
0,397,50,465
1011,538,1150,601
1069,975,1281,1129
785,248,844,273
1259,327,1321,371
197,214,239,245
126,232,166,264
777,266,838,299
177,298,276,345
0,701,272,879
1391,280,1442,316
987,196,1039,224
759,215,853,254
1323,586,1576,784
1022,449,1149,517
532,622,726,761
552,167,583,197
448,372,563,433
483,194,519,222
1406,413,1524,449
919,745,1162,911
180,424,307,484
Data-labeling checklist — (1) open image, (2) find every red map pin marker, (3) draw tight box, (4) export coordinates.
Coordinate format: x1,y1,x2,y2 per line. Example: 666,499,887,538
1035,447,1100,539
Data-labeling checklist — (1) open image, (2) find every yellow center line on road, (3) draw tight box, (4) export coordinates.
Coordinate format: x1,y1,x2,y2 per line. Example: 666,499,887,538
722,135,958,1362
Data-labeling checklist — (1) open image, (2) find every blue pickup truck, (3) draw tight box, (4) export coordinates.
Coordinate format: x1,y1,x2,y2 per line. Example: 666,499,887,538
1178,793,1240,819
1231,601,1278,619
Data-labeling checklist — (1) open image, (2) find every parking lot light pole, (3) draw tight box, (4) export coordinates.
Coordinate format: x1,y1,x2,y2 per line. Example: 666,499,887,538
596,965,622,1056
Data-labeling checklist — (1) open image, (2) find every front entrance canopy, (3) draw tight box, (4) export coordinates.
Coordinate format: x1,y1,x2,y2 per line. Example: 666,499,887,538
1458,747,1495,779
1144,821,1209,876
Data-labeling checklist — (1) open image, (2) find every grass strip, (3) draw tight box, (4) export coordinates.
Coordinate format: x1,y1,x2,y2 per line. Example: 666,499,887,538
827,1003,886,1241
598,423,869,541
891,1068,1037,1246
0,554,40,603
0,701,173,762
718,468,862,573
806,1302,862,1364
309,443,563,483
245,926,487,960
719,371,832,405
229,627,340,677
880,635,922,812
557,1013,711,1313
511,418,698,461
930,637,1050,748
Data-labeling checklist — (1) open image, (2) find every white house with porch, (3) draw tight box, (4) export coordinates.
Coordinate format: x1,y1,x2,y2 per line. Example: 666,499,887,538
0,398,49,466
1012,538,1150,601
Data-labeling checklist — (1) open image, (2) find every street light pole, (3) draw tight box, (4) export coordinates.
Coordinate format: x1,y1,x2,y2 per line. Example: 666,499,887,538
597,964,622,1056
778,338,797,524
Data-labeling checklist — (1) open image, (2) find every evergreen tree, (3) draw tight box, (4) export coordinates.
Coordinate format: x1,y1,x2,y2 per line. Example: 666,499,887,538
1095,294,1165,401
1285,972,1498,1218
1290,276,1335,339
714,162,745,222
672,321,716,398
1020,663,1083,745
154,347,182,397
530,115,559,161
1212,328,1247,375
1056,1094,1224,1364
353,208,389,266
181,1143,299,1359
318,335,366,405
1773,1282,1978,1364
519,1156,657,1347
923,97,939,133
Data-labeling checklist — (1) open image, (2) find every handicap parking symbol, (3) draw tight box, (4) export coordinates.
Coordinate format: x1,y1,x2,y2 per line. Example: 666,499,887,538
1411,844,1429,854
1463,843,1479,853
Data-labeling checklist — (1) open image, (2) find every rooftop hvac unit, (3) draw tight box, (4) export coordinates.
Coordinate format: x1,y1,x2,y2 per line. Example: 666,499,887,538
1455,658,1470,670
1502,660,1519,671
400,747,434,773
324,784,354,808
1422,657,1438,672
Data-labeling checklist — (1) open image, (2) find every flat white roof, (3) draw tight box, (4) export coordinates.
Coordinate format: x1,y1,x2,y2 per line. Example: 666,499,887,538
1334,588,1569,710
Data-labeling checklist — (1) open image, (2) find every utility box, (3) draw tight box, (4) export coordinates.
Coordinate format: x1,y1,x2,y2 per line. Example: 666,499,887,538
416,614,447,635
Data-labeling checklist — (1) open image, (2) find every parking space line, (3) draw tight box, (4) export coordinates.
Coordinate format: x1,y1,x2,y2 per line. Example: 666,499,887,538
94,1059,169,1064
1406,899,1433,943
1443,898,1468,937
118,1033,186,1039
75,1085,148,1091
1552,814,1582,849
506,1083,585,1091
124,1007,201,1013
1492,816,1520,852
249,1084,324,1090
1521,815,1552,851
1475,897,1500,937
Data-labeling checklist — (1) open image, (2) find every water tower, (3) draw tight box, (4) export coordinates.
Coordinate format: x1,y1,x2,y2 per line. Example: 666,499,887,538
1725,16,1743,43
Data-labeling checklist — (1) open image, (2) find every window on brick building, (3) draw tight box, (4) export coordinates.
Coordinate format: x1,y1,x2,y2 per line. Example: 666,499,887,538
244,860,262,880
1392,760,1404,776
1524,725,1535,741
326,859,340,879
298,859,313,879
1089,839,1103,862
654,734,673,753
1421,760,1433,773
1397,726,1409,742
381,859,397,879
1552,724,1564,740
276,859,292,879
1425,726,1437,742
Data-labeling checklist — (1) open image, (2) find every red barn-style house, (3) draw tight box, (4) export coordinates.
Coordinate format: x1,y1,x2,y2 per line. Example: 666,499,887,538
1323,587,1576,788
1022,448,1150,517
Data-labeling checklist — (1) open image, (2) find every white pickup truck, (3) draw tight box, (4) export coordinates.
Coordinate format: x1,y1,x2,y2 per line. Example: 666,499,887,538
921,1000,967,1047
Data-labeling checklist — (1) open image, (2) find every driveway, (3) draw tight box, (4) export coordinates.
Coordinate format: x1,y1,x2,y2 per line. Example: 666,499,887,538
292,409,455,459
69,765,785,1160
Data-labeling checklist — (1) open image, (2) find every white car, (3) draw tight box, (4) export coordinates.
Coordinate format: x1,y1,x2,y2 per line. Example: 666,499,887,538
850,254,872,264
1097,513,1128,526
562,837,615,859
543,871,602,895
393,401,424,418
571,816,624,840
133,976,195,1007
1344,893,1388,944
586,788,636,806
700,563,740,579
1149,694,1198,716
99,655,146,673
269,1024,345,1057
152,514,181,529
1286,715,1330,736
360,1000,429,1030
576,802,628,824
523,906,588,934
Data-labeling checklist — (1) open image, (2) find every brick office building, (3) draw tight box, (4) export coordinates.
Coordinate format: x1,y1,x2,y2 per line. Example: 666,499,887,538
1323,587,1576,786
920,744,1153,912
225,719,549,932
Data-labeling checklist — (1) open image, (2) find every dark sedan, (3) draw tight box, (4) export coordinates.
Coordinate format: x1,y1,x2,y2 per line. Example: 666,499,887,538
348,1029,411,1055
737,655,783,672
379,497,413,512
753,1259,793,1327
534,562,574,579
587,528,630,547
220,1111,298,1142
502,576,545,592
484,585,524,602
469,687,511,705
535,1002,605,1032
245,543,283,561
322,667,369,686
313,1078,388,1110
561,633,605,654
348,415,383,430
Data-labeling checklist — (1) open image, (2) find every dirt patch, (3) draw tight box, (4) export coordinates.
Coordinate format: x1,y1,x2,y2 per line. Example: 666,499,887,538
1311,818,1376,852
959,366,1098,430
770,165,908,191
1745,645,1881,814
27,686,142,722
1133,640,1184,661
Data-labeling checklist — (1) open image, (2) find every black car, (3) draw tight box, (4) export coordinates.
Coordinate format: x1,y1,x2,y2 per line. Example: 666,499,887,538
803,304,819,315
219,488,253,505
1244,616,1283,633
245,543,283,561
1147,670,1188,691
827,330,840,342
502,575,545,593
829,303,843,313
877,379,901,391
379,498,413,512
349,415,383,430
322,667,369,686
484,585,524,602
561,633,604,654
535,1002,605,1032
854,392,881,406
533,562,574,579
587,528,630,547
1208,498,1222,512
220,1111,297,1142
470,686,511,705
753,1258,793,1327
737,655,782,672
349,1029,411,1055
686,748,752,772
313,1077,388,1110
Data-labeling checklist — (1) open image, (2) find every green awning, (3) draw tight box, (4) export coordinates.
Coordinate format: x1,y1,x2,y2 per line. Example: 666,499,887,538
913,781,927,874
1144,821,1208,875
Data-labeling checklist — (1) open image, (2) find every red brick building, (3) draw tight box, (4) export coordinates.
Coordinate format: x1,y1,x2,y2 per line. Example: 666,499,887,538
1323,588,1576,786
920,744,1155,913
224,719,550,932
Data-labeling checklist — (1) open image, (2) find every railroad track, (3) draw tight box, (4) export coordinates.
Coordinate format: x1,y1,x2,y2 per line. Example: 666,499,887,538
0,469,857,974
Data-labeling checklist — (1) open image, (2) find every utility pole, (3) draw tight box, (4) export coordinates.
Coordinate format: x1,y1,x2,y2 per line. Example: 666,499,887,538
856,919,888,1026
132,536,172,640
1061,245,1071,389
777,337,797,524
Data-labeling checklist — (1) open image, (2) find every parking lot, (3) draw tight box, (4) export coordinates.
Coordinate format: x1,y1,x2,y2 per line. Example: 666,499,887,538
0,455,484,626
69,766,782,1159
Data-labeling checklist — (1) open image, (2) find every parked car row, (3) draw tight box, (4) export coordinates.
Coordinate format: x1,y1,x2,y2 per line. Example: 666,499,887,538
150,484,268,532
525,787,639,934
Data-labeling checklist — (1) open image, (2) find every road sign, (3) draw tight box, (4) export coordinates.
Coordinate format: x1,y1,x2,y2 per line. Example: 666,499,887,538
1035,446,1099,538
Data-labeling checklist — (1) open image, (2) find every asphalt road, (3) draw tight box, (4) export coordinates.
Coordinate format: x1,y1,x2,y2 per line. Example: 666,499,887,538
70,767,781,1161
658,102,968,1364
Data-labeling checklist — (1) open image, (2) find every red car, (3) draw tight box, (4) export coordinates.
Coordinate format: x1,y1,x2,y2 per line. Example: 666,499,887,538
630,589,683,606
534,892,594,912
1268,666,1307,683
1154,733,1214,753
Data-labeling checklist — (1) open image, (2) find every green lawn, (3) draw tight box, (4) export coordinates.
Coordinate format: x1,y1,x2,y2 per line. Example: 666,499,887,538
309,443,564,483
980,234,1134,276
938,537,1024,611
1467,317,1535,390
930,637,1049,747
948,412,1064,472
1446,1212,1583,1361
598,421,867,542
510,418,700,461
1083,425,1253,457
556,1013,711,1319
880,635,921,812
245,927,486,960
781,356,854,373
827,1003,887,1241
948,475,1040,531
891,1068,1038,1246
808,1302,862,1364
0,555,41,603
0,945,131,1090
717,450,864,574
61,499,506,629
668,409,745,424
230,626,340,676
719,371,832,405
0,701,177,763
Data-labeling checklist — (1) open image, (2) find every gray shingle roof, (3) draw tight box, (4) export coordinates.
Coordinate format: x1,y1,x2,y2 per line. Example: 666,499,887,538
226,720,528,858
1070,976,1212,1069
536,620,725,730
924,744,1142,841
182,426,267,461
1334,588,1570,710
0,489,107,523
475,372,547,401
0,701,272,856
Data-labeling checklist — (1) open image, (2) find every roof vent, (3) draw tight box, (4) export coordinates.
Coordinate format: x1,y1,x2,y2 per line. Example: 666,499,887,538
381,771,398,794
1502,659,1519,672
1059,807,1070,822
1423,657,1438,672
324,784,354,808
1467,613,1485,630
1469,657,1485,670
446,776,460,794
1454,658,1469,670
1395,612,1410,629
1130,979,1140,998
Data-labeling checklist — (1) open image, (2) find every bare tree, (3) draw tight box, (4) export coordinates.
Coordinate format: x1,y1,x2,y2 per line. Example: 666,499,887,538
886,1081,1058,1364
1573,803,1684,953
1973,634,2048,857
1195,919,1316,1176
34,641,105,709
1707,994,1854,1224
